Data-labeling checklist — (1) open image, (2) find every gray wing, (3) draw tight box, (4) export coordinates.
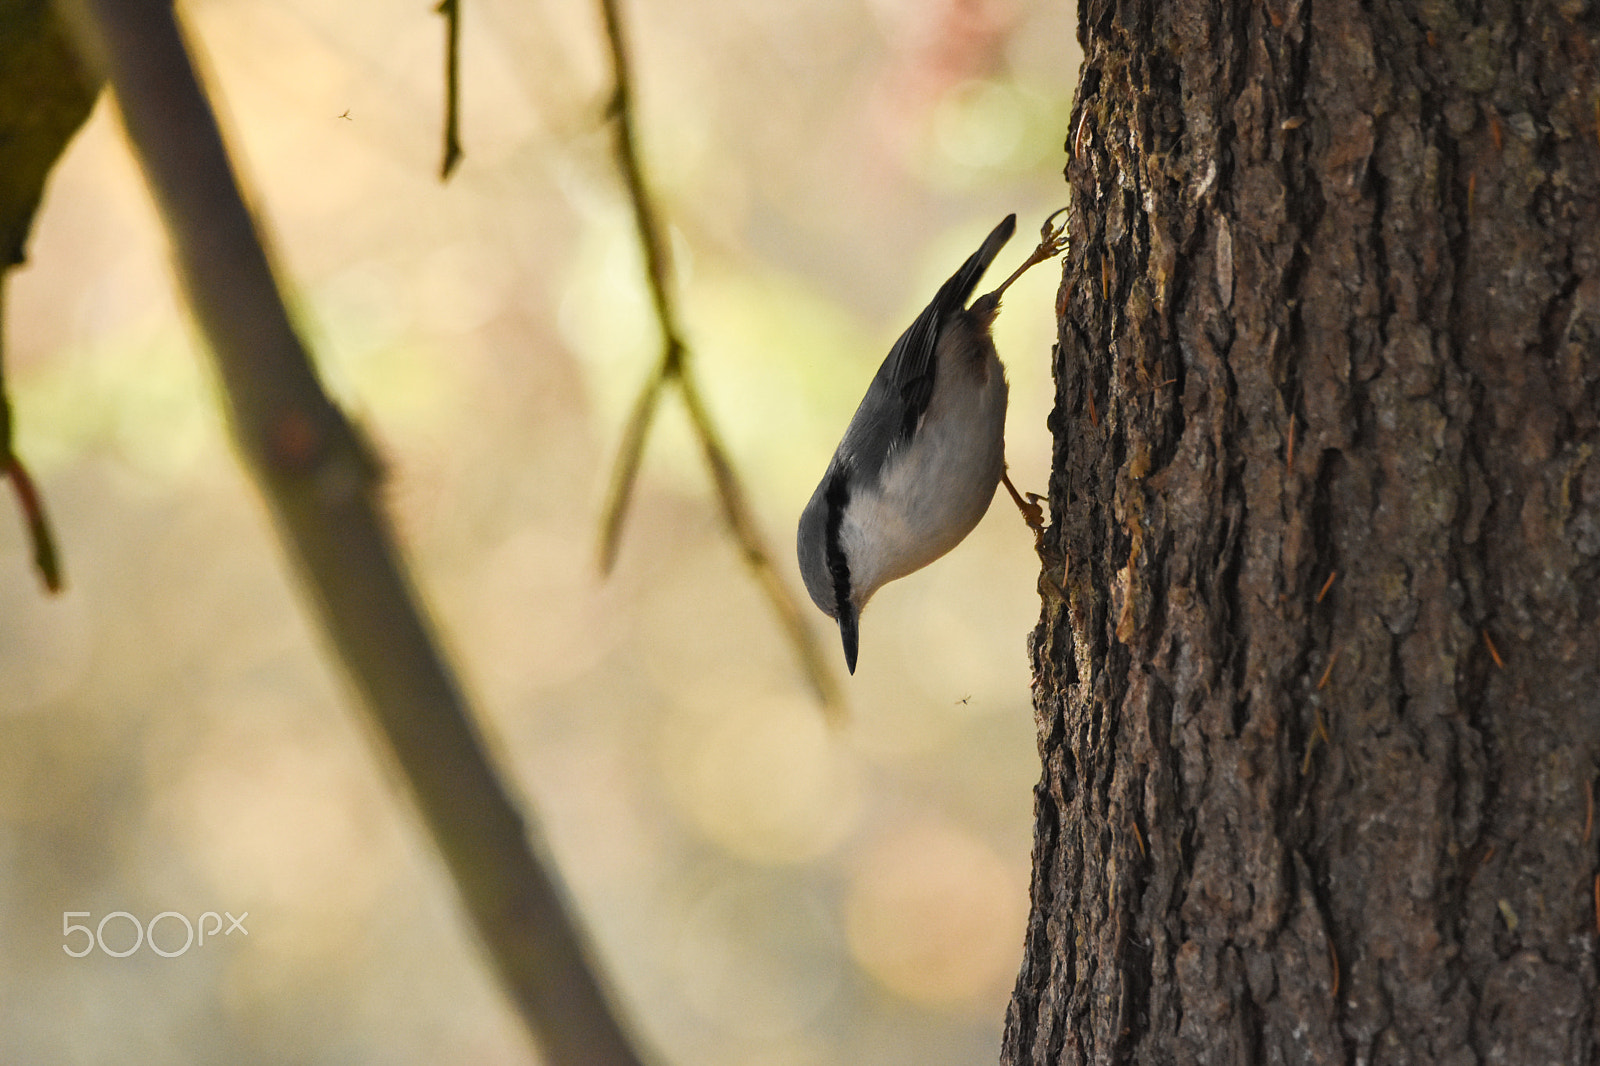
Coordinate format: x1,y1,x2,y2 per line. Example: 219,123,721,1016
836,214,1017,480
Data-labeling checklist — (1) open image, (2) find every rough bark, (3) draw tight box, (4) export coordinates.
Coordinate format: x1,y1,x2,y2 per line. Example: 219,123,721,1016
1005,0,1600,1062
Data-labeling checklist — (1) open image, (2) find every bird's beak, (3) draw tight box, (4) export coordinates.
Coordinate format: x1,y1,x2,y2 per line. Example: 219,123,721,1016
838,604,859,675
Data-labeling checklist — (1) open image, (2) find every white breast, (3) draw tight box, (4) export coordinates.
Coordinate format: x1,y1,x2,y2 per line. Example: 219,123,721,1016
840,322,1008,602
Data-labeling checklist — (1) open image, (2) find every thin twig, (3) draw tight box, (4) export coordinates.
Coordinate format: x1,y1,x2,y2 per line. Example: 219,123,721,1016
60,2,648,1063
596,358,669,574
4,454,63,592
3,283,64,591
436,0,462,179
591,0,683,563
593,0,843,717
596,0,681,354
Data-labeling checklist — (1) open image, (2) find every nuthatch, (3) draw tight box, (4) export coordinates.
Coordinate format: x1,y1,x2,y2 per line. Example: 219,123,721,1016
797,211,1067,673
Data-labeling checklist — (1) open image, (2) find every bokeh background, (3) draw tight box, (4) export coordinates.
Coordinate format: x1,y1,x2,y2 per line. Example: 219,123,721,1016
0,0,1079,1061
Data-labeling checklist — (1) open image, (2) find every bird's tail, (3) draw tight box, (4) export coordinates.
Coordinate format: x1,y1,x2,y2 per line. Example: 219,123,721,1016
931,214,1016,316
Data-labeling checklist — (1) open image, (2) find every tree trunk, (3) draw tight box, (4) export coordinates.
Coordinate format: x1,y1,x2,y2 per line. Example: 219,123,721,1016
1005,0,1600,1061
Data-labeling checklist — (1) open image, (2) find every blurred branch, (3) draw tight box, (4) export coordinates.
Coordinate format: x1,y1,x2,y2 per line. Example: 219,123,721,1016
57,1,649,1064
0,0,99,593
596,356,668,571
435,0,462,179
3,446,64,592
4,281,66,593
594,0,844,718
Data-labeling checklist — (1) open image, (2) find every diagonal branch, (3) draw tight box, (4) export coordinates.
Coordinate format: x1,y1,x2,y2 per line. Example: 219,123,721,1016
596,2,682,362
593,0,844,716
56,1,651,1063
596,354,669,575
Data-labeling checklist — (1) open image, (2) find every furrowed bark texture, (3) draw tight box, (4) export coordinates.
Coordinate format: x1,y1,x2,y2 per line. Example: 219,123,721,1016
1006,0,1600,1062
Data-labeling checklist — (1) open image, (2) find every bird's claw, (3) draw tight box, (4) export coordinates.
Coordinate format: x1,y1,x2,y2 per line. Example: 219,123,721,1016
1035,206,1069,262
1001,472,1048,538
1018,492,1047,537
986,208,1071,302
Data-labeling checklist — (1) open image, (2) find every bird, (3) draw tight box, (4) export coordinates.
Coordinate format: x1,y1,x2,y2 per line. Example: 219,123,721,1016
796,210,1067,673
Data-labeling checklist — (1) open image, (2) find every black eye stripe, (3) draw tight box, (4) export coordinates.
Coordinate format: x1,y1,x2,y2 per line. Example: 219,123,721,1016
823,471,852,617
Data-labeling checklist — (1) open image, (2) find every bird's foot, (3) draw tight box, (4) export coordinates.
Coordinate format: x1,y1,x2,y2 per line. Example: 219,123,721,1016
1001,472,1069,603
1031,205,1069,264
988,207,1070,301
1001,472,1047,539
